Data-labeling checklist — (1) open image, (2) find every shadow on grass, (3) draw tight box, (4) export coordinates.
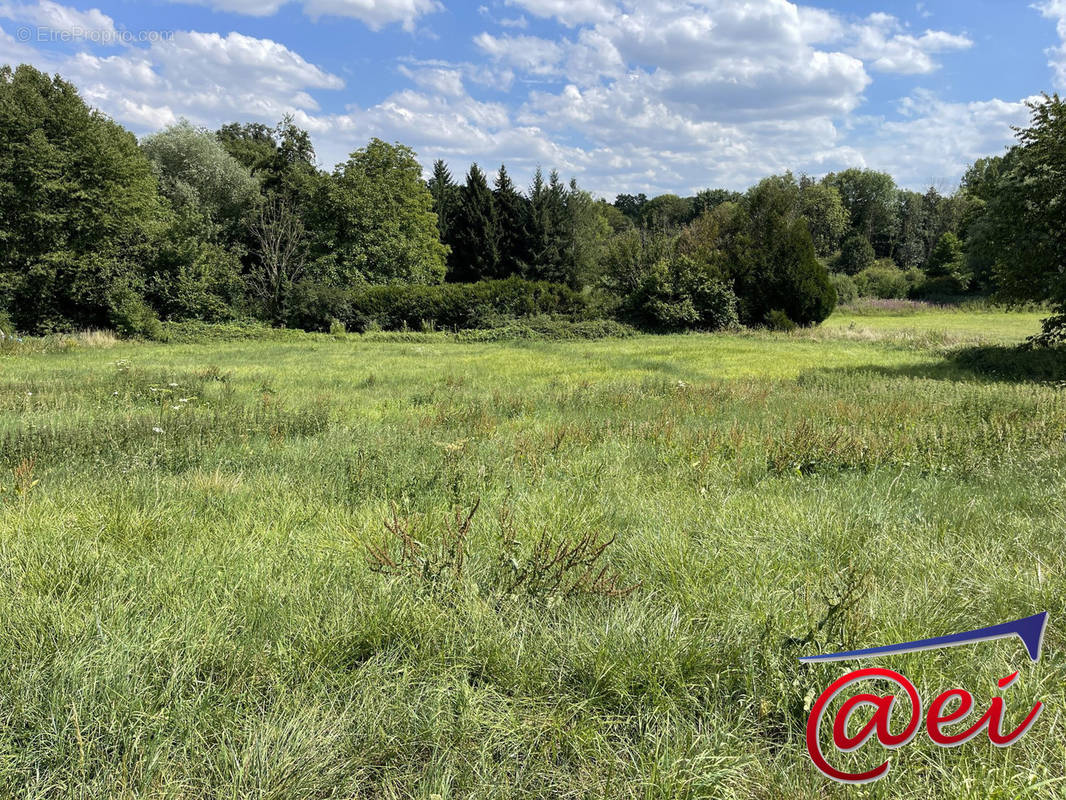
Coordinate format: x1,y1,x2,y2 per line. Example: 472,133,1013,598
820,345,1066,384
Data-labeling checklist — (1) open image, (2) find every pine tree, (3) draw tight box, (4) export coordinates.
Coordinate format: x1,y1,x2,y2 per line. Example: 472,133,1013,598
564,178,609,289
493,164,531,278
427,159,458,244
528,168,568,282
449,163,498,282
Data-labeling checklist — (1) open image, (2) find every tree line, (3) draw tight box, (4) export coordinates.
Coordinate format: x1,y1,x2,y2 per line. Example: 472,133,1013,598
1,63,1063,342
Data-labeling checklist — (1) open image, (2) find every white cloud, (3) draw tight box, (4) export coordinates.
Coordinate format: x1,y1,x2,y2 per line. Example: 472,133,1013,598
504,0,616,27
0,0,116,40
0,0,1038,198
169,0,441,31
847,12,972,74
474,32,565,76
398,64,466,97
57,31,343,137
854,91,1034,189
1037,0,1066,89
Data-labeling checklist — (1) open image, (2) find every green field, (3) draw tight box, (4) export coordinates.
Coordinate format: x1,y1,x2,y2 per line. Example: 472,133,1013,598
1,308,1064,799
824,305,1049,344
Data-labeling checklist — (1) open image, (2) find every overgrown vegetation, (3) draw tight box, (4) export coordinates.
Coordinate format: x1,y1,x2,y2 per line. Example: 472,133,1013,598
0,308,1062,798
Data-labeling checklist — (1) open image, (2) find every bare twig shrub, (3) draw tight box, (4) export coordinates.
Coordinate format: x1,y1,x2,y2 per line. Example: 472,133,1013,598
1,458,39,501
493,506,640,600
248,197,308,321
367,500,479,593
366,500,639,602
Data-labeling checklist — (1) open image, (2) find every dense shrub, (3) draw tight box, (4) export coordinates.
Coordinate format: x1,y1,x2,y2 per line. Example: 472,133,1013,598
624,254,739,331
836,235,876,275
284,282,352,332
764,309,798,332
344,277,588,332
910,274,969,301
455,317,638,341
736,182,837,326
829,273,858,305
855,261,921,299
108,288,165,341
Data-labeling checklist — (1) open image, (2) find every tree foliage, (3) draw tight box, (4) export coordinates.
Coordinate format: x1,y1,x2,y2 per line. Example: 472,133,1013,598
981,96,1066,306
0,64,164,332
824,168,898,256
310,138,447,286
7,63,1033,339
837,235,876,276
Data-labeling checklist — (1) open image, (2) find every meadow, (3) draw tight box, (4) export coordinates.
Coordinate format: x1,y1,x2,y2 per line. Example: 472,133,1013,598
0,306,1064,799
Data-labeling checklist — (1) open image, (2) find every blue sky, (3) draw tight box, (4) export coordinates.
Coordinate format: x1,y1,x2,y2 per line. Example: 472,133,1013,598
1,0,1064,197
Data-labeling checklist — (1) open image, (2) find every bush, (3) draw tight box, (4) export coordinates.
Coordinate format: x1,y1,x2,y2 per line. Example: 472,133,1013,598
764,309,798,332
829,273,858,305
625,254,739,332
284,282,352,332
836,235,876,276
910,274,969,301
455,317,638,342
763,220,837,326
109,289,165,340
0,309,13,337
344,277,588,332
854,261,920,299
160,320,315,343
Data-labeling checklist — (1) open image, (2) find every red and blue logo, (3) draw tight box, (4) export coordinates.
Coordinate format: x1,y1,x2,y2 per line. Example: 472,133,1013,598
801,612,1049,784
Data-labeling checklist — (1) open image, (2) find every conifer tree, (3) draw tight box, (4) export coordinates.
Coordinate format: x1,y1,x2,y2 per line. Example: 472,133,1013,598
528,168,568,282
449,163,498,282
427,159,458,244
493,164,531,278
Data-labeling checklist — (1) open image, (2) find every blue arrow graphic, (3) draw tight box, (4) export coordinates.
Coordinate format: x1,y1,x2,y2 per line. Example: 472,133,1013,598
799,612,1049,664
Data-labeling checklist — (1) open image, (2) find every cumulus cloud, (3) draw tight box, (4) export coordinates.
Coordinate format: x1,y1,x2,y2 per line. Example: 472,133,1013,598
1037,0,1066,89
847,12,972,74
474,32,565,76
59,31,343,135
853,91,1034,188
169,0,441,31
0,0,1040,197
0,0,116,40
504,0,616,27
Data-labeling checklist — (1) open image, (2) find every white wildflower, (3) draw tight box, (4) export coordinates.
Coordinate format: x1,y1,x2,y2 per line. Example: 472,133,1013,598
152,427,164,434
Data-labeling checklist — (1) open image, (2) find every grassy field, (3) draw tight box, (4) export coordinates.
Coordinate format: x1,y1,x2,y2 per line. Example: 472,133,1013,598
1,308,1064,798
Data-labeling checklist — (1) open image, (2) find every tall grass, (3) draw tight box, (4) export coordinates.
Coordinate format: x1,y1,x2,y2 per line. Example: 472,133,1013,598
0,313,1063,798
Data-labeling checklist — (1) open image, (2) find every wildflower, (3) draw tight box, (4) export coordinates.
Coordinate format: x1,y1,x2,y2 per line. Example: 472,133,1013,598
152,427,164,434
172,406,181,411
26,392,33,397
112,391,119,396
168,383,178,387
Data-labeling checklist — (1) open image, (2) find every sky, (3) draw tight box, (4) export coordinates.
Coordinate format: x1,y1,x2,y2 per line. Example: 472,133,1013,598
1,0,1064,198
